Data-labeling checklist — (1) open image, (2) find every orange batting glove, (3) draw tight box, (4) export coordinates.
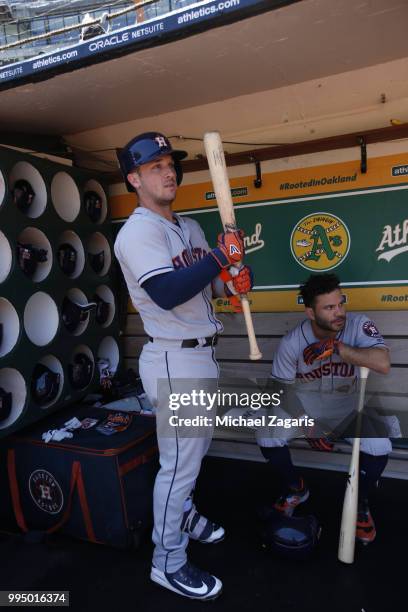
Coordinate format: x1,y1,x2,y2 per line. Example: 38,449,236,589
303,338,339,365
210,229,245,268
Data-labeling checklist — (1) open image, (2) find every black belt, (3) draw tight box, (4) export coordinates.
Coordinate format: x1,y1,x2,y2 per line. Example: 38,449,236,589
148,335,218,348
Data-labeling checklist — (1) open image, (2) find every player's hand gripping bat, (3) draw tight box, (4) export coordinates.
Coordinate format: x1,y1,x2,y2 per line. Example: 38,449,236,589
338,366,370,563
203,131,262,361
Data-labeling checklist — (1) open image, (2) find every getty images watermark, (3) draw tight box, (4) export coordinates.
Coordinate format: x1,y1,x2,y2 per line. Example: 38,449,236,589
167,389,315,429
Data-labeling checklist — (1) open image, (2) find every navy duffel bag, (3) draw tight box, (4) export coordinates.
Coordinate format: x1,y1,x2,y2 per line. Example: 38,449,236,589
1,405,158,549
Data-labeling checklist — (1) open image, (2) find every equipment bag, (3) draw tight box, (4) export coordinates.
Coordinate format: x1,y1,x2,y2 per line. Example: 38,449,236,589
0,405,158,549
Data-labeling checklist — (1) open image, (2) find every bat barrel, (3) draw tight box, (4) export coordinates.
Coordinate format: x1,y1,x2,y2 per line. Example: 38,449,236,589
338,444,360,564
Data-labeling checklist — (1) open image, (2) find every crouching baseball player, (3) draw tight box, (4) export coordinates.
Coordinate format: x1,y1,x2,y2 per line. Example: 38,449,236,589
114,132,253,600
257,273,391,544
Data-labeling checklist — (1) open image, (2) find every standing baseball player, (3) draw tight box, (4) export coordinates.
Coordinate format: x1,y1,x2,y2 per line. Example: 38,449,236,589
114,132,253,600
257,273,391,544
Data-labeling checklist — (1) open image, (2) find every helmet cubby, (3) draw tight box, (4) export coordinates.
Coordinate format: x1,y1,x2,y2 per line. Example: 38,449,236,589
9,161,48,219
61,288,95,336
97,336,120,376
0,298,20,358
0,231,13,283
87,232,112,277
16,227,52,282
30,354,64,409
51,171,81,222
68,345,95,391
0,168,5,208
94,285,116,328
56,231,85,279
24,292,60,347
84,179,108,224
0,368,27,431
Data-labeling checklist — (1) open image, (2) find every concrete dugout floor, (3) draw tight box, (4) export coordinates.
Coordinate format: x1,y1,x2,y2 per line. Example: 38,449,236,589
0,456,404,611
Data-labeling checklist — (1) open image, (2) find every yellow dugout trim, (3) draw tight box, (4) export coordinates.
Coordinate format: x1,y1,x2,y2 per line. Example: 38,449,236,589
110,151,408,218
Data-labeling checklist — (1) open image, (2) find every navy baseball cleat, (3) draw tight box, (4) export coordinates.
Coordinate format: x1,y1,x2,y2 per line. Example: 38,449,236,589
181,506,225,544
274,478,310,516
150,561,222,600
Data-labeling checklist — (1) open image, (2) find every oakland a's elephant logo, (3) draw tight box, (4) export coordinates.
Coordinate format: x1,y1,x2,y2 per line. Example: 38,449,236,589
290,212,350,271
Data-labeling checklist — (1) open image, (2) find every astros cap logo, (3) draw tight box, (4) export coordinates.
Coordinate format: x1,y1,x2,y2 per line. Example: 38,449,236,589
155,135,168,148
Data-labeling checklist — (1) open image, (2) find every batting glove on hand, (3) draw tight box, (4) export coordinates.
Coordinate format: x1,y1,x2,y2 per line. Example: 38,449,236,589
218,269,243,313
210,229,245,269
303,338,339,365
221,265,254,295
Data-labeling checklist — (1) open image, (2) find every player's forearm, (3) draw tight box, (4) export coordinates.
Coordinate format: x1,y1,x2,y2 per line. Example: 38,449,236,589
142,253,223,310
212,275,227,298
337,343,390,374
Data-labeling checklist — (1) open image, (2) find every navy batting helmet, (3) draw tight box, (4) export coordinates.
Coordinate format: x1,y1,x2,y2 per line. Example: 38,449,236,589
12,179,35,213
17,242,48,278
117,132,187,192
94,294,110,325
84,190,103,223
88,250,105,275
261,510,321,560
57,243,77,276
62,297,96,333
69,353,94,389
31,364,60,406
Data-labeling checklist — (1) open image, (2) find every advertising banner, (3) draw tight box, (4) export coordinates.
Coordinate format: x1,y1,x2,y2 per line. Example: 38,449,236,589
111,151,408,311
184,156,408,311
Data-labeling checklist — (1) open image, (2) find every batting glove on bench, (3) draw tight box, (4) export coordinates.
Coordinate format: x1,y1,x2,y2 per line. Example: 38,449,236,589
303,338,339,365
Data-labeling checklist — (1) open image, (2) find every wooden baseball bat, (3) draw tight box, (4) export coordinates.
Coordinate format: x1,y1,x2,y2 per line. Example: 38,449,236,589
203,131,262,361
338,366,370,564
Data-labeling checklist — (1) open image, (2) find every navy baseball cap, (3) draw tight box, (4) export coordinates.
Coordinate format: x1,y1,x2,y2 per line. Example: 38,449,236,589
117,132,187,191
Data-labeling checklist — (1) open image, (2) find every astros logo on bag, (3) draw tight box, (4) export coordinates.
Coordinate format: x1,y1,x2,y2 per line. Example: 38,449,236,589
29,469,64,514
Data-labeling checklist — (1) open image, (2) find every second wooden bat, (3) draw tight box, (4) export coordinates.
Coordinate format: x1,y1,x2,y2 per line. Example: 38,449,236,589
338,366,370,564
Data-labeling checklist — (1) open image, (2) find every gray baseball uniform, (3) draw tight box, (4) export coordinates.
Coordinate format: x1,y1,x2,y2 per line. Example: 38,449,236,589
114,206,222,573
256,313,392,455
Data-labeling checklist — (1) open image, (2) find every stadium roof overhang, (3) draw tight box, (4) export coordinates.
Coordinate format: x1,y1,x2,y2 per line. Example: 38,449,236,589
0,0,408,173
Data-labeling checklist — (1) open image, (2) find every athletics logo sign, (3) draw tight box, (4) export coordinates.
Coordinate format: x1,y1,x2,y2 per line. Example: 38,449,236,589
290,212,350,271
